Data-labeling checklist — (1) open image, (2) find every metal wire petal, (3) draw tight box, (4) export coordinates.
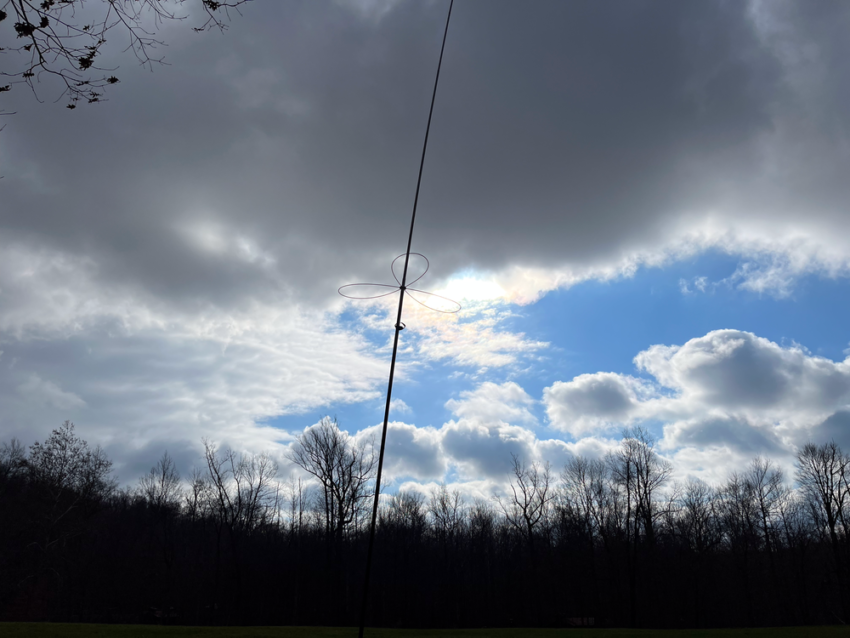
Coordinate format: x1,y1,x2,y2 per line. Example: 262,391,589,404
338,283,401,300
391,252,430,287
405,287,462,313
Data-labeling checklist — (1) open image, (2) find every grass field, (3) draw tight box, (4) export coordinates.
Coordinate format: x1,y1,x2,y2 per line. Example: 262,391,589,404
2,625,850,638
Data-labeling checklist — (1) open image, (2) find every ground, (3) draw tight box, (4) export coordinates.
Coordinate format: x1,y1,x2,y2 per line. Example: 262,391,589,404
3,625,850,638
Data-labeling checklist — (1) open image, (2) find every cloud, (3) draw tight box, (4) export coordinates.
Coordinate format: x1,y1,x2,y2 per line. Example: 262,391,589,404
811,409,850,450
535,438,574,471
560,436,621,462
396,479,498,504
440,418,536,480
348,381,611,489
334,0,403,23
439,382,539,478
338,289,546,372
544,373,654,436
540,329,850,480
390,398,411,414
358,382,573,489
355,420,445,482
445,382,537,426
412,310,547,370
0,269,390,482
3,0,850,319
679,276,709,295
661,414,786,457
667,445,762,487
635,329,850,415
17,374,87,411
302,328,850,491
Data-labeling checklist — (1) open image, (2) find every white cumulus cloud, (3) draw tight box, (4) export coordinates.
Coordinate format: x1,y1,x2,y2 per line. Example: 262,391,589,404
538,329,850,481
544,373,655,436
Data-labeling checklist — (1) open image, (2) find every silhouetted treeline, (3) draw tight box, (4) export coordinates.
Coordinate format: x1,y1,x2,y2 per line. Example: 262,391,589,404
1,419,849,629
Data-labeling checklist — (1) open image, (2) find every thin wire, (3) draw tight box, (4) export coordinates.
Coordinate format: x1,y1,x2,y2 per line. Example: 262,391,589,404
338,284,400,300
341,252,460,311
404,287,461,313
392,253,429,286
358,1,454,635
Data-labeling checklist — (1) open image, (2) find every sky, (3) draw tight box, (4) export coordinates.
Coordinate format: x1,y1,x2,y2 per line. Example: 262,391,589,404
2,0,850,498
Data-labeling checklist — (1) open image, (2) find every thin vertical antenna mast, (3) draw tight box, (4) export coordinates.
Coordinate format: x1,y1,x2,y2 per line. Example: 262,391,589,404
356,1,454,635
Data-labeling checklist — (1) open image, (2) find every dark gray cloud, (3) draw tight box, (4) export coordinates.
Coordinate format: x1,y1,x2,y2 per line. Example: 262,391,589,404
356,421,445,481
544,372,649,435
813,410,850,451
440,419,535,479
439,381,537,478
663,415,786,457
3,0,849,313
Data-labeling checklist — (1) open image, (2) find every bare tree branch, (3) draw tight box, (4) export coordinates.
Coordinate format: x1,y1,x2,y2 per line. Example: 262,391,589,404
0,0,251,108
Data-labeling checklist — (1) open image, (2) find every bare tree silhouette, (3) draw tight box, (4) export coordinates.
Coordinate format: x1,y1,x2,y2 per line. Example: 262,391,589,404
497,454,553,550
287,417,376,542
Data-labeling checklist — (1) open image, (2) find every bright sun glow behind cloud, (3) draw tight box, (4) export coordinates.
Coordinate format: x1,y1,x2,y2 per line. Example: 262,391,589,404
438,275,506,303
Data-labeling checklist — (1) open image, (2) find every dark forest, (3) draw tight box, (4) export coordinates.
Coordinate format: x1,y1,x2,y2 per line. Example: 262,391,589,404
1,420,848,629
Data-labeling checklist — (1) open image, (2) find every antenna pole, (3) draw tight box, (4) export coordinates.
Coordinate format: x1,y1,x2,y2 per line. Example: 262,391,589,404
358,1,454,635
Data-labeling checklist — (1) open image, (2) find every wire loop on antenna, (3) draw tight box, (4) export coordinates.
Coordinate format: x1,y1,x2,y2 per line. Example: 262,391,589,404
392,252,429,287
338,283,399,300
339,252,461,313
